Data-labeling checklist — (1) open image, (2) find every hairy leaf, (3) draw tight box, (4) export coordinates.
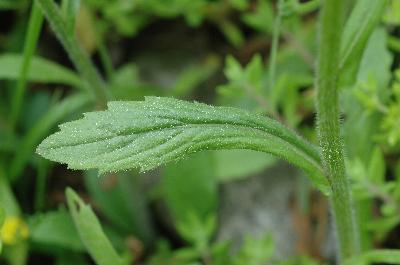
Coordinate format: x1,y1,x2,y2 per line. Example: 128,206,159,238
37,97,328,193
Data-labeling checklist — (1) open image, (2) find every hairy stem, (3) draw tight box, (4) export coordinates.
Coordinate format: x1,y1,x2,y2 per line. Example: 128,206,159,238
10,3,44,129
315,0,360,261
35,0,109,105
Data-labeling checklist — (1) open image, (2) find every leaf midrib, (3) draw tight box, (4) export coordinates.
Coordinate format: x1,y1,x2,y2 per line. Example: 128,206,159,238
42,122,322,170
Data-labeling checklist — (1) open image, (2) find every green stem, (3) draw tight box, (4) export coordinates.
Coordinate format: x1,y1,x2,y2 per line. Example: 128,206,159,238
98,42,114,81
268,0,283,93
10,2,44,129
34,159,49,211
315,0,360,261
35,0,109,105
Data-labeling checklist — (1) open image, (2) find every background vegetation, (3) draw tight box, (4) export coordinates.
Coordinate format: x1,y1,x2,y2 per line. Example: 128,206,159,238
0,0,400,264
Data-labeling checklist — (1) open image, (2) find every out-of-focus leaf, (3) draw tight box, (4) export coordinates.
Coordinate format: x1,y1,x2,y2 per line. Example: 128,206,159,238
214,150,275,182
172,56,220,97
0,54,82,87
0,203,4,228
365,215,400,240
10,94,90,181
0,131,18,152
110,63,159,100
242,0,273,33
162,152,217,223
218,20,245,48
20,91,52,131
229,0,248,10
343,28,393,163
368,147,385,184
176,213,216,252
55,253,89,265
84,170,155,244
37,97,329,194
218,54,270,112
0,0,24,9
61,0,81,33
278,256,322,265
0,202,4,254
340,0,389,87
343,249,400,265
0,170,20,216
384,0,400,25
357,29,393,88
75,4,98,54
66,188,126,265
232,234,274,265
29,208,84,251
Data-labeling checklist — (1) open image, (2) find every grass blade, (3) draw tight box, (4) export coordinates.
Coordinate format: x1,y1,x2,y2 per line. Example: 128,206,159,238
66,188,126,265
10,2,44,128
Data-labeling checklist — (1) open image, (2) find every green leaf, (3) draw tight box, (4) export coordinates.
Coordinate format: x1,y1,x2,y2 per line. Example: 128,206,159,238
172,56,220,97
214,150,276,182
368,147,385,184
66,188,125,265
0,54,82,87
176,213,216,250
84,170,155,244
28,208,84,251
9,94,90,181
225,56,244,82
340,0,389,86
0,202,4,254
356,28,393,88
242,0,273,33
0,203,4,228
37,97,328,194
233,234,274,265
162,152,217,224
343,249,400,265
61,0,81,33
0,0,24,10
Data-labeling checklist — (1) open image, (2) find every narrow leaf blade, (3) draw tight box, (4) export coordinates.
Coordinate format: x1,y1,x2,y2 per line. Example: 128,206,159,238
66,188,125,265
0,54,82,87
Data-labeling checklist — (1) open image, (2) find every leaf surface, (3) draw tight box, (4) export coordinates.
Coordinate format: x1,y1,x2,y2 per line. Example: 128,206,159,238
66,188,125,265
339,0,389,86
0,54,82,87
37,97,328,193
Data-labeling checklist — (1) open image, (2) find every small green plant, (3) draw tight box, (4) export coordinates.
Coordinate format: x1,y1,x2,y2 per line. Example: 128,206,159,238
1,0,399,264
33,0,400,264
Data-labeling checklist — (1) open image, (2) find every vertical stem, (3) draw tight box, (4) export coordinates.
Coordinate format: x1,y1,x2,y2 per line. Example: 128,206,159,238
315,0,360,261
268,0,283,92
98,43,114,81
34,160,49,211
10,3,44,129
35,0,109,105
